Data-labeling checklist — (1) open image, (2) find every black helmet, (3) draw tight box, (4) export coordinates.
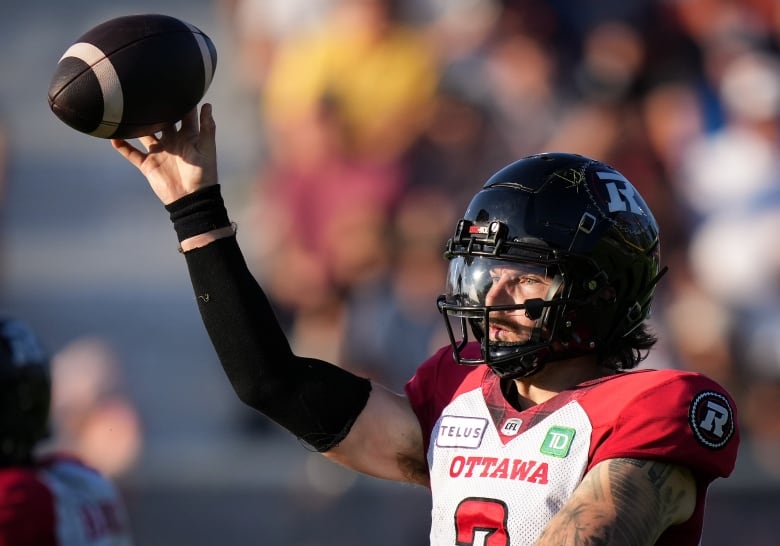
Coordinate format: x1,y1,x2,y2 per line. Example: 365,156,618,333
437,152,664,378
0,318,51,464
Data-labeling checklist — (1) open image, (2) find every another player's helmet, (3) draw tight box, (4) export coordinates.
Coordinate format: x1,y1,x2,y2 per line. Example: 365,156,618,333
0,318,51,464
437,153,664,378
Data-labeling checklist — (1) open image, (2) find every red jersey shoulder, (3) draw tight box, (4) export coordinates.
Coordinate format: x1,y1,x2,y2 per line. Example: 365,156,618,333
405,344,488,449
0,466,53,505
580,369,739,478
0,466,55,545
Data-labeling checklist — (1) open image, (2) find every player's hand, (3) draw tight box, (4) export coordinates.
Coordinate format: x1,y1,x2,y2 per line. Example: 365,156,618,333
111,103,217,205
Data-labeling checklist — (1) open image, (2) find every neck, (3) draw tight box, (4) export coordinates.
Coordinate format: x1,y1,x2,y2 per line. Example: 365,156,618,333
506,355,616,410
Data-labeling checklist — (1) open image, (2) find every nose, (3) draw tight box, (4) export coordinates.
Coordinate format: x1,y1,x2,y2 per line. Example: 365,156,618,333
484,276,514,307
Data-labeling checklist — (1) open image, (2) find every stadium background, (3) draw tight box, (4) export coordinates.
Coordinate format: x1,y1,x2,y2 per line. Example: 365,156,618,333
1,0,779,544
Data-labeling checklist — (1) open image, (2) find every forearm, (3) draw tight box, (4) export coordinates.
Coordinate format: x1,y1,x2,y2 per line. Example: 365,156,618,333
169,188,371,451
535,458,696,545
183,237,294,400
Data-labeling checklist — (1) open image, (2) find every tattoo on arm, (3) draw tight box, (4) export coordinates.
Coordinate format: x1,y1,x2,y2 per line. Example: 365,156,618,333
535,458,696,546
608,459,672,544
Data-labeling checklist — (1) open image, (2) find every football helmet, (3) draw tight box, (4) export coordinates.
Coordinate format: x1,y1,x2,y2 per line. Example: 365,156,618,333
0,318,51,464
437,152,663,378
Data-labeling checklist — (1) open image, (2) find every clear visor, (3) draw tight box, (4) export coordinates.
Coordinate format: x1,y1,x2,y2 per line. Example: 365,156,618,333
444,256,556,317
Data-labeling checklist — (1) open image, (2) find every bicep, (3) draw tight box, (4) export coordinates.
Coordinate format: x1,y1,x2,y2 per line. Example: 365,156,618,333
535,458,696,546
325,382,429,486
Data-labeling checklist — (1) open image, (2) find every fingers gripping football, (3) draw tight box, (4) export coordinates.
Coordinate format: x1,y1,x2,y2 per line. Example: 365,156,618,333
111,104,218,205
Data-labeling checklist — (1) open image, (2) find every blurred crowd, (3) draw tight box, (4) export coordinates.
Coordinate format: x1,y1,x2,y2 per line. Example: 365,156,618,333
45,336,143,480
212,0,780,481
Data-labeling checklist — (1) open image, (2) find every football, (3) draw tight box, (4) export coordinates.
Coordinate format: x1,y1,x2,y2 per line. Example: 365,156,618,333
47,13,217,139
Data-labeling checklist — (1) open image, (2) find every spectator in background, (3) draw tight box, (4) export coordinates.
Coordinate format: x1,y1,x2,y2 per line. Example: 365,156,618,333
340,188,456,390
403,82,514,212
245,0,439,373
248,97,405,363
477,31,563,159
404,0,502,65
261,0,438,164
47,336,143,480
215,0,336,93
679,47,780,226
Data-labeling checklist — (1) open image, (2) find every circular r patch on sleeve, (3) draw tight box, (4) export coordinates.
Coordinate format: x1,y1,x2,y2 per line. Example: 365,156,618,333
689,390,735,449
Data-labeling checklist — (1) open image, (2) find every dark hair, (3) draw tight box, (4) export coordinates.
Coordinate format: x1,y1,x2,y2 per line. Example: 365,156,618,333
600,322,658,371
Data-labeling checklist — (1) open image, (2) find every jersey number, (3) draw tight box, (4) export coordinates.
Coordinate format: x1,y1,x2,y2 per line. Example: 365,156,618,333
455,498,509,546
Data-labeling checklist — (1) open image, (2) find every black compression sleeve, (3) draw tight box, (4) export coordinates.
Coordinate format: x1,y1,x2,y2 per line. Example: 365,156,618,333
165,185,231,242
177,221,371,452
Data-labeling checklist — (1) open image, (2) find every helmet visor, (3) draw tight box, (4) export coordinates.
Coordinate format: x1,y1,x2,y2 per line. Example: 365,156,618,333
445,256,555,305
443,256,559,338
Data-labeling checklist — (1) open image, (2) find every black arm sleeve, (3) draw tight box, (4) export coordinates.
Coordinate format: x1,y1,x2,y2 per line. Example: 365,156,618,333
171,192,371,452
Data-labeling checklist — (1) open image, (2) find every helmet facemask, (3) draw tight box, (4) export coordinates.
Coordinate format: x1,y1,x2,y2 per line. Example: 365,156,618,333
437,219,577,378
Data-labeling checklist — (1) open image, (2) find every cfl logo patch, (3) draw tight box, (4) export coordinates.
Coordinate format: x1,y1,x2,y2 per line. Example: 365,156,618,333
689,391,735,449
501,418,523,437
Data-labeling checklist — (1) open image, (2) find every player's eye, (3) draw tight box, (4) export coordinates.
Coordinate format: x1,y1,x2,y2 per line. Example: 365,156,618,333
492,272,534,282
518,276,542,285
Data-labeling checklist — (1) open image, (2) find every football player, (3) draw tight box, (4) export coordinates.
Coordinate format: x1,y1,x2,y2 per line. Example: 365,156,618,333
113,104,739,545
0,318,134,545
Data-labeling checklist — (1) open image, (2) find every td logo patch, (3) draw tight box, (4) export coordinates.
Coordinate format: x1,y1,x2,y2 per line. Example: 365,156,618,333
540,426,576,458
689,391,735,449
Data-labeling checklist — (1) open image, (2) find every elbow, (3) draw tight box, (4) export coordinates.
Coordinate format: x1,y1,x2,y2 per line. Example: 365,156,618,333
229,370,282,413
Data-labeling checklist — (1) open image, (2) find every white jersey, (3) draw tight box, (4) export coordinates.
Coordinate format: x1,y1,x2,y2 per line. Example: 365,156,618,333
405,345,739,546
429,387,591,545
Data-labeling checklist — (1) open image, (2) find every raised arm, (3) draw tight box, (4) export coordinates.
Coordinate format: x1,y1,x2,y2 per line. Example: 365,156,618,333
111,105,427,484
535,457,697,545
